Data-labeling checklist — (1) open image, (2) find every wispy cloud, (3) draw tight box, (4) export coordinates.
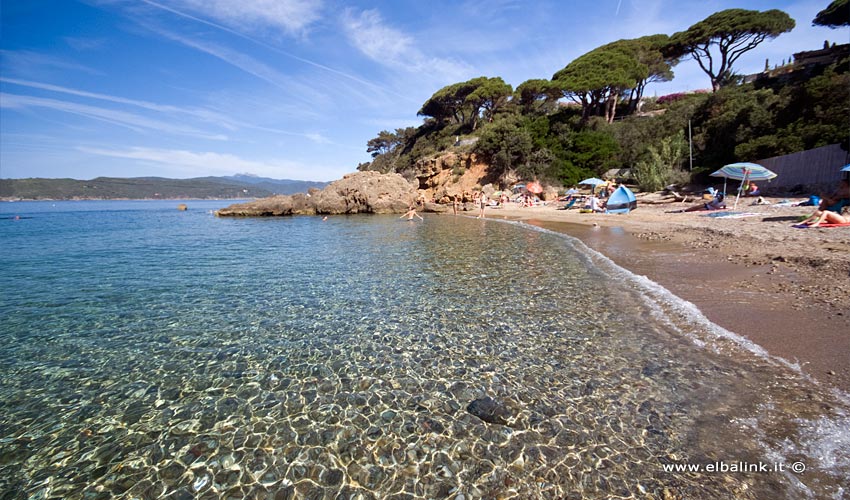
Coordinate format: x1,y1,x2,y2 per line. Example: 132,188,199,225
136,0,410,101
0,92,227,140
340,8,472,80
153,28,309,94
77,145,326,179
63,36,108,51
2,77,337,144
1,77,233,125
159,0,324,37
0,49,102,77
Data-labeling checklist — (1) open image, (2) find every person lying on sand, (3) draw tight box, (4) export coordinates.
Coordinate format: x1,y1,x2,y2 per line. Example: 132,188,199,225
670,193,726,212
797,209,848,228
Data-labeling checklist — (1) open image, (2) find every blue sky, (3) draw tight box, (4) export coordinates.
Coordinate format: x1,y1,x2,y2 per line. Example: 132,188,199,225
1,0,844,181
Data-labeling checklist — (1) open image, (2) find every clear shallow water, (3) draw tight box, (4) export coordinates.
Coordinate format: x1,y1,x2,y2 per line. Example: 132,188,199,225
0,200,847,499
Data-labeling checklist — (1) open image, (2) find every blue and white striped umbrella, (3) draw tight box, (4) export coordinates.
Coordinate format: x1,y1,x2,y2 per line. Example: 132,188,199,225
710,162,778,181
710,163,777,209
577,177,605,187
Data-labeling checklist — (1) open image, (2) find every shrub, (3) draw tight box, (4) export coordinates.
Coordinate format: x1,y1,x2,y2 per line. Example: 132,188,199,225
632,132,687,191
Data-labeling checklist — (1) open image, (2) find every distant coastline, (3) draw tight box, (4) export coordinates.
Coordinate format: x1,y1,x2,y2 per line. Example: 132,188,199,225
0,175,327,201
0,196,256,202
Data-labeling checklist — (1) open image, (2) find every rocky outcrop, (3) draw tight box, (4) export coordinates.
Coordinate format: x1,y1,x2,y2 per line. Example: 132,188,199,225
216,171,417,217
410,151,557,204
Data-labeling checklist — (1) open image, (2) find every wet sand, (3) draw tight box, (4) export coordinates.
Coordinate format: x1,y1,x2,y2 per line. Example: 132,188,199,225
478,197,850,393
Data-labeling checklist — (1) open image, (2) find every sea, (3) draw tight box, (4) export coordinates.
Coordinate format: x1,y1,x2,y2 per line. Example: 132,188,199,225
0,199,847,500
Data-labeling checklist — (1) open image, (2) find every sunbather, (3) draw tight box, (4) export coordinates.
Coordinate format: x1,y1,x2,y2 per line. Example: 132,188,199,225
673,193,726,212
797,209,848,227
819,179,850,212
744,182,759,196
585,194,605,213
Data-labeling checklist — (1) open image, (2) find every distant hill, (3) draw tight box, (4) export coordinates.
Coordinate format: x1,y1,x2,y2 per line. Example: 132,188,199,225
0,176,329,200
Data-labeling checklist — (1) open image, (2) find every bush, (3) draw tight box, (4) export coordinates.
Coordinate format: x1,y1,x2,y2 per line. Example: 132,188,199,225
632,132,687,191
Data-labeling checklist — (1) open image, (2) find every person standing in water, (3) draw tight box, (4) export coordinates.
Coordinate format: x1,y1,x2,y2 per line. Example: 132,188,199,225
400,206,424,221
477,193,487,218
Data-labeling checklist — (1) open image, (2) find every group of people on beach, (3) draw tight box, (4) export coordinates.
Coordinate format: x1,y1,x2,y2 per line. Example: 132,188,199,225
404,189,491,220
562,181,616,213
399,177,849,227
666,178,849,226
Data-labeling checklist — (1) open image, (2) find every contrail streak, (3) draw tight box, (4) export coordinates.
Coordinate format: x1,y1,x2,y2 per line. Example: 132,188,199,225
138,0,414,102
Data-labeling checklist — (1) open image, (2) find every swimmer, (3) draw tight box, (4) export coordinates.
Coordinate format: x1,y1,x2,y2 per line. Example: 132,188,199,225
400,207,423,221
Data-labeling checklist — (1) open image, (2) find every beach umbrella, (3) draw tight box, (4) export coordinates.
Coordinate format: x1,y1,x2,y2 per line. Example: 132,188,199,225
841,164,850,172
710,163,777,209
578,177,605,187
526,181,543,194
710,162,778,181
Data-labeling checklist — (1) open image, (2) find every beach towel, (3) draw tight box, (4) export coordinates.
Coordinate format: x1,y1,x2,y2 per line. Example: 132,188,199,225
793,222,850,228
701,212,760,219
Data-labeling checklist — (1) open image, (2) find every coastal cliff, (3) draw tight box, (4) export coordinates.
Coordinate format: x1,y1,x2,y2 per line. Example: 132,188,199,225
215,171,418,216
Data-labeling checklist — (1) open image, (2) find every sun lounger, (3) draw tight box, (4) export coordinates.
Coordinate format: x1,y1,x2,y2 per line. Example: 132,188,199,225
558,198,578,210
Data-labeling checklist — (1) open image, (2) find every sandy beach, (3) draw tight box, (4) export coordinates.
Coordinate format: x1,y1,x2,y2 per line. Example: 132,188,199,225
478,194,850,393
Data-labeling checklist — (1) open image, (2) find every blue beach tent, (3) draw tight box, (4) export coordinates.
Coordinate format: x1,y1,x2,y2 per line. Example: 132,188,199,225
606,185,637,214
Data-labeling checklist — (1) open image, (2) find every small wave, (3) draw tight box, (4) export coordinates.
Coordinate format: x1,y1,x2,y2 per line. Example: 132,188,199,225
506,220,816,381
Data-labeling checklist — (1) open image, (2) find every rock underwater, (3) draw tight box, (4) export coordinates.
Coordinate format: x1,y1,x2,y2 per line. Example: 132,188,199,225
215,171,419,217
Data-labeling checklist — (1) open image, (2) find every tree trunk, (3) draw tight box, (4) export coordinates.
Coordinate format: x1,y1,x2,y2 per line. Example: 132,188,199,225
606,96,616,123
580,94,591,122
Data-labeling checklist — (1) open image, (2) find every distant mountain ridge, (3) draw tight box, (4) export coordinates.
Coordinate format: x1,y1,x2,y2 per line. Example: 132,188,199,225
0,175,329,200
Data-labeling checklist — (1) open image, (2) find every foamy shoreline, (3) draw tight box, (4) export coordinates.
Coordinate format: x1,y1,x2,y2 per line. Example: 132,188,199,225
464,197,850,392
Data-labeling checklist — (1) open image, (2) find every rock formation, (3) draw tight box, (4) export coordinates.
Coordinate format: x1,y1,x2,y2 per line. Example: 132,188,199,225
408,151,557,204
216,171,418,217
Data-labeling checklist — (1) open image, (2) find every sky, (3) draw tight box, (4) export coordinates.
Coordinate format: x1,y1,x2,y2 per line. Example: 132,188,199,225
0,0,845,182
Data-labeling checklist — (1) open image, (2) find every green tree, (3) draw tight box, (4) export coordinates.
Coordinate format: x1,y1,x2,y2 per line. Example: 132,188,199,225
691,84,785,167
616,35,678,112
552,47,643,122
813,0,849,27
418,81,473,125
668,9,795,91
474,116,534,181
418,77,512,131
561,127,620,177
366,128,414,158
515,79,560,114
614,92,707,171
465,77,513,128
